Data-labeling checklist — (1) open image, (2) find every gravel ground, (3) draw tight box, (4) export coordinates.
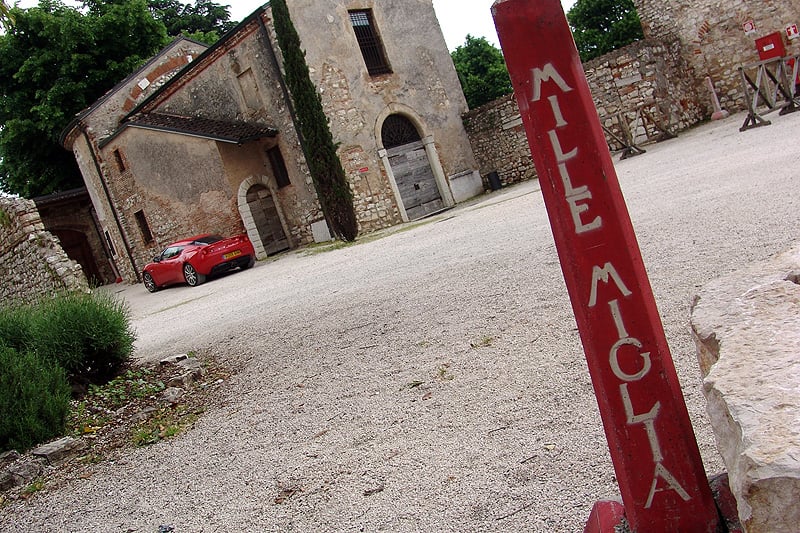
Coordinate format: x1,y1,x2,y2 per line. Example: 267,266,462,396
3,110,800,532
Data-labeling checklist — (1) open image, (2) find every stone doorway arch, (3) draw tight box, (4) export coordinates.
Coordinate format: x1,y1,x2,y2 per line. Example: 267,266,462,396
237,177,290,258
376,107,454,222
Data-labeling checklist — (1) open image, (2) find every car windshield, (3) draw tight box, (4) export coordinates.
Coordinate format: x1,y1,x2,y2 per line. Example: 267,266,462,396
193,235,224,245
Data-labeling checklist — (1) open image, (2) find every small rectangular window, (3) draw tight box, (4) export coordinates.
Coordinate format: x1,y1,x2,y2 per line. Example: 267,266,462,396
267,147,291,188
113,149,126,172
349,9,392,76
134,210,153,244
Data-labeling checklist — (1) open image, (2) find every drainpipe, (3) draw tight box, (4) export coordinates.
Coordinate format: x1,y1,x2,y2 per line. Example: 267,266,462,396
81,128,140,282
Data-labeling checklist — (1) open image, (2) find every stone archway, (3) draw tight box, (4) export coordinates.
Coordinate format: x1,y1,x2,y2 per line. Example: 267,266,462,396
381,114,445,220
237,177,290,259
375,105,454,222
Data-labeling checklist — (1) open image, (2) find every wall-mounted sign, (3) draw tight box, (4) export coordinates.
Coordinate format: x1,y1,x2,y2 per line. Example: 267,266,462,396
743,19,757,35
787,24,799,40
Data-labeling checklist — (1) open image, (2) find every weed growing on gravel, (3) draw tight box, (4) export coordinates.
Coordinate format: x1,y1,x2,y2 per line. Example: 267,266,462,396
131,407,201,447
69,368,165,436
22,478,44,496
437,363,454,381
470,335,494,348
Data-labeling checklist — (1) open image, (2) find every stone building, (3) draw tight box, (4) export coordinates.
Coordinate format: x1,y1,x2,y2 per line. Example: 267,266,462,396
61,2,480,284
634,0,800,112
465,0,800,189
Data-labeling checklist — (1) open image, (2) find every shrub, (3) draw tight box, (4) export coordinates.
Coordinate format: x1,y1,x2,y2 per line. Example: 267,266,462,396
30,291,136,383
0,345,71,453
0,305,35,352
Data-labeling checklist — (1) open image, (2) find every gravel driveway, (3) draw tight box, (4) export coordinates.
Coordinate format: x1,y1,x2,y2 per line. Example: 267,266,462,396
3,110,800,532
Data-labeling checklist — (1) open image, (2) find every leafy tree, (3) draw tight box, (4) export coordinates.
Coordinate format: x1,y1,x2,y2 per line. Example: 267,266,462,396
567,0,644,62
0,1,168,197
271,0,358,242
147,0,235,44
451,35,513,109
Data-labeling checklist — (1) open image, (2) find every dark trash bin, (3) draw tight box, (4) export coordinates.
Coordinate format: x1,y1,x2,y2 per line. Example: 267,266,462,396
487,171,502,191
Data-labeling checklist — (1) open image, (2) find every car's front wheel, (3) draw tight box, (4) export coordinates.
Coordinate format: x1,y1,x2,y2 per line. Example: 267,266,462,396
143,272,159,293
183,263,206,287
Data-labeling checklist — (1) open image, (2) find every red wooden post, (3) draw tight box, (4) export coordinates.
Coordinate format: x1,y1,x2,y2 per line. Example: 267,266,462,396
491,1,721,531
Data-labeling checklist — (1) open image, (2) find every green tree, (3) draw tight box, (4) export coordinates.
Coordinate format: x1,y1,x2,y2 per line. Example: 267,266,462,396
270,0,358,242
147,0,235,45
0,1,168,198
451,35,513,109
567,0,644,62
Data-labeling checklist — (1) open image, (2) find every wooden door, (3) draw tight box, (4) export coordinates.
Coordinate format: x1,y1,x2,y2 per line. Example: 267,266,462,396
387,140,443,220
246,185,289,255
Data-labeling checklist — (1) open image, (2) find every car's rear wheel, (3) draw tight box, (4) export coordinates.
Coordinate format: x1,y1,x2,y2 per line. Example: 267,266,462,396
183,263,206,286
143,272,159,293
242,257,255,270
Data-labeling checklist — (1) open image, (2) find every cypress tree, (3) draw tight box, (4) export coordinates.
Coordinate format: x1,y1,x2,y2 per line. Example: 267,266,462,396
270,0,358,241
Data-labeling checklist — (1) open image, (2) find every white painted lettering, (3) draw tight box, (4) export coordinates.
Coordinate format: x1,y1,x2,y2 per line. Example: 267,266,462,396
588,263,632,307
645,463,692,508
610,337,652,382
567,190,602,234
558,163,587,196
547,130,578,163
620,383,661,461
531,63,573,102
608,299,628,338
548,95,568,127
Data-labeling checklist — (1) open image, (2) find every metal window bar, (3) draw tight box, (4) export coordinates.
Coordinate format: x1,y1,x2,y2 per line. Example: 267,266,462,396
349,10,392,76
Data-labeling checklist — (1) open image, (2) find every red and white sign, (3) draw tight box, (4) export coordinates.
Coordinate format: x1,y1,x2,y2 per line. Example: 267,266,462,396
492,1,721,531
743,19,757,35
787,23,799,40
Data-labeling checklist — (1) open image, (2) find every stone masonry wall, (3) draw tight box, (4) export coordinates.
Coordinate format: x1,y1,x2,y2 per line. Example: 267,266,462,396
635,0,800,113
464,40,704,188
0,197,88,303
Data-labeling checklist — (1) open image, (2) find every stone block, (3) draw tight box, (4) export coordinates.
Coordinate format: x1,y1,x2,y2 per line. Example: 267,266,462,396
448,170,484,203
31,437,87,465
691,246,800,533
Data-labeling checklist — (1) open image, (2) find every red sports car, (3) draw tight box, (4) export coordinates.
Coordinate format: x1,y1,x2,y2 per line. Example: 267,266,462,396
142,234,255,292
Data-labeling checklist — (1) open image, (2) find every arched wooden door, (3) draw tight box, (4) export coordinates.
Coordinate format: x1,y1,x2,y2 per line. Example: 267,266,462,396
382,114,444,220
246,184,289,256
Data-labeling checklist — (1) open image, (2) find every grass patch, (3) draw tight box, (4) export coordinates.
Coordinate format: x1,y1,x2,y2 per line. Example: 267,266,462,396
437,363,454,381
303,220,435,256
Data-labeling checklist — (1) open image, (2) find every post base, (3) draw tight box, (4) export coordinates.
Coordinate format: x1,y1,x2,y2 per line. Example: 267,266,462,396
583,501,627,533
584,474,744,533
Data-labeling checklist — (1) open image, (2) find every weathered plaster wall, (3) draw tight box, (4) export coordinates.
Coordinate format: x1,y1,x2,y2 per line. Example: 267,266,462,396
102,128,243,271
464,41,703,187
634,0,800,112
148,20,325,242
0,197,88,303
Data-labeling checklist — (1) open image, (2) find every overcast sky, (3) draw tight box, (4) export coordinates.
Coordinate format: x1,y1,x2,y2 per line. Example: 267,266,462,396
14,0,576,51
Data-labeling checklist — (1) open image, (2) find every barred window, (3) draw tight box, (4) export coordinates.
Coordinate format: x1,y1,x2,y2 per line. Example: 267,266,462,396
349,10,392,76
